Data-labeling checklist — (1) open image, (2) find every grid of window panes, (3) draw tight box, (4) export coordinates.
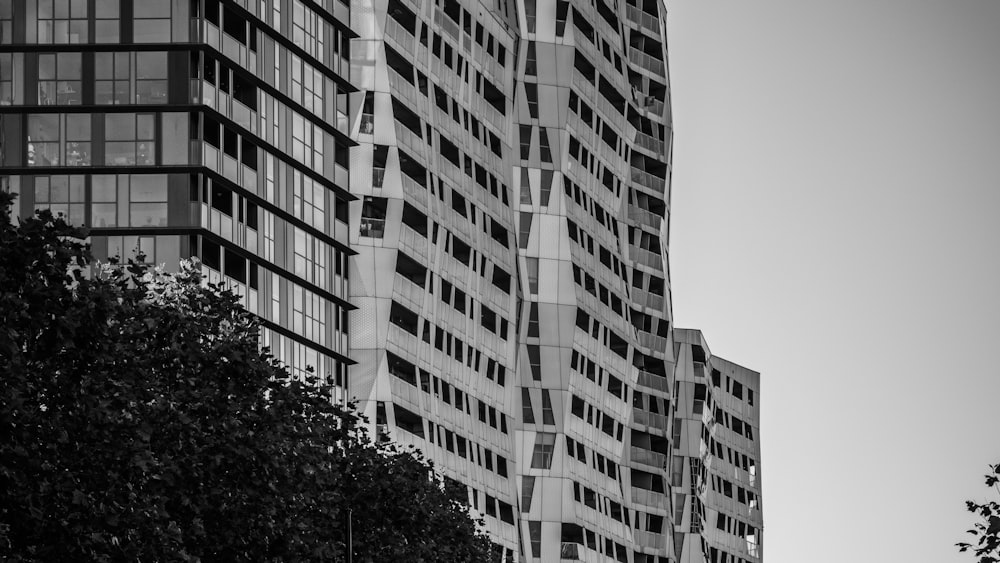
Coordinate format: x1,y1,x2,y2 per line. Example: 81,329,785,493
0,0,358,389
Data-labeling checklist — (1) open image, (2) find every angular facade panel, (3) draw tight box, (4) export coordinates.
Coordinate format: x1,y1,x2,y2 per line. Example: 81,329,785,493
347,0,522,556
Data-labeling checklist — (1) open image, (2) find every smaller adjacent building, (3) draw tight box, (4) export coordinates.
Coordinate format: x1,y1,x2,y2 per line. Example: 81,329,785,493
672,329,763,563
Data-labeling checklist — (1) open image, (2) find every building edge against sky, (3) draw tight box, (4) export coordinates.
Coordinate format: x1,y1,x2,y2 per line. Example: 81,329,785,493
0,0,762,561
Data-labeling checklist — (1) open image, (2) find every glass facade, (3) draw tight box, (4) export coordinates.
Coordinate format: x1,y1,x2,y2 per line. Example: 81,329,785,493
0,0,358,393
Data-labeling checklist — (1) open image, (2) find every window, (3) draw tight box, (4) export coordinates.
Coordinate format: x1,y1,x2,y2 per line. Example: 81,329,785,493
524,0,536,32
0,2,11,44
37,53,81,105
135,52,168,103
518,211,532,249
521,476,536,512
519,168,532,204
292,0,325,59
524,82,539,119
359,196,387,238
28,113,91,167
0,53,23,105
94,0,120,42
527,302,539,337
528,521,542,558
95,52,130,104
37,0,89,44
539,170,553,206
525,344,545,383
373,145,388,188
539,128,552,162
292,54,324,116
525,41,537,75
293,227,327,288
33,175,86,225
292,170,325,230
530,432,555,469
90,174,168,227
521,388,535,424
133,0,171,42
519,125,532,160
541,389,555,425
526,257,539,294
105,113,155,165
291,113,324,172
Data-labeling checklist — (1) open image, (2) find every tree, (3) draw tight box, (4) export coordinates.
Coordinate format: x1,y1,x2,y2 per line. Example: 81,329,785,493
0,192,494,562
958,462,1000,563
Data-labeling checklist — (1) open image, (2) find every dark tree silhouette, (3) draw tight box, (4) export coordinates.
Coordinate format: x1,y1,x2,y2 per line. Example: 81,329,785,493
0,192,494,561
958,462,1000,563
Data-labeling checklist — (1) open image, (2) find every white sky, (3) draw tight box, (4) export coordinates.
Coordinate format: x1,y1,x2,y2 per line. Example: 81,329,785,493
664,1,1000,561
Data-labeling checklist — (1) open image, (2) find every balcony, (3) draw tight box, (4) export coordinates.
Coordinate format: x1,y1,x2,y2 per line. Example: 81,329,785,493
630,486,665,508
383,16,415,53
637,370,670,392
629,47,665,76
634,131,666,155
625,5,661,34
630,168,665,191
634,410,668,431
633,530,667,550
629,245,662,269
630,446,667,469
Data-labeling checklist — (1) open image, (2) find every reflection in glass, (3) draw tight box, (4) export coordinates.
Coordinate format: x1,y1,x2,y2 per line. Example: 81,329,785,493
95,0,121,42
95,52,129,104
128,174,168,226
91,174,117,227
28,114,60,166
136,52,168,103
38,52,81,105
34,174,86,225
64,114,90,165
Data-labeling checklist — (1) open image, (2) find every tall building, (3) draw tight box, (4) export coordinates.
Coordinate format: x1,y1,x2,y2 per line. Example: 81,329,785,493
1,0,357,401
2,0,763,561
673,330,763,563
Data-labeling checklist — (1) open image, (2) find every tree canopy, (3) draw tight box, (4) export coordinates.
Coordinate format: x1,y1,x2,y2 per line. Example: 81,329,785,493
0,192,495,562
958,462,1000,563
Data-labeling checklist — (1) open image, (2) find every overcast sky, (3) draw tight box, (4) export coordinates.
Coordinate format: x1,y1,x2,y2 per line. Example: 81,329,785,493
664,1,1000,562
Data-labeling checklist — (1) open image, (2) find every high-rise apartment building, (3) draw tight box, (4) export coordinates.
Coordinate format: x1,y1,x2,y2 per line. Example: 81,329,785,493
673,330,762,563
1,0,356,401
3,0,762,561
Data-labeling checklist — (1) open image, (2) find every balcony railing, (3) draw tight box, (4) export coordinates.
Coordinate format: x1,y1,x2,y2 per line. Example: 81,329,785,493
630,486,665,508
625,5,661,34
630,446,667,469
629,47,666,76
634,131,666,155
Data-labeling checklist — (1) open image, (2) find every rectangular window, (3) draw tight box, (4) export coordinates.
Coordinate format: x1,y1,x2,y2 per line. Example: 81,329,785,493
37,0,89,44
95,0,120,43
27,113,91,167
37,52,81,105
95,52,130,104
33,174,86,225
530,432,555,469
105,113,155,165
133,0,171,43
360,196,387,238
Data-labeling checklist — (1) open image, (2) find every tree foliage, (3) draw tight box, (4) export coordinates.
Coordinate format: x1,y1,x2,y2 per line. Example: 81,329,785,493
958,462,1000,563
0,192,494,561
